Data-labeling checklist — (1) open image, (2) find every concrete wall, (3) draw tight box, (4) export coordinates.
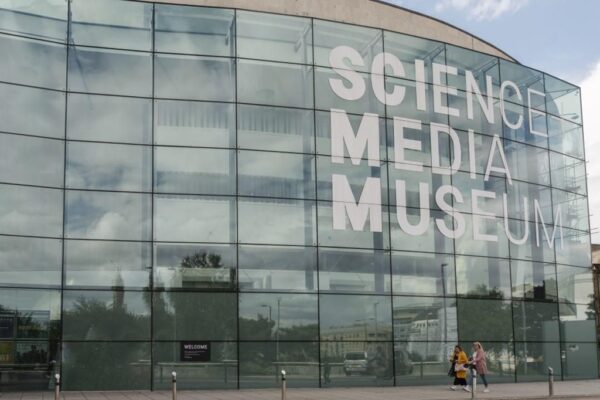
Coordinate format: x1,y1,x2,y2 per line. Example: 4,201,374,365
147,0,516,61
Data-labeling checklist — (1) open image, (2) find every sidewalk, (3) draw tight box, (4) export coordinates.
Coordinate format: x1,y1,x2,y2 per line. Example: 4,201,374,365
6,380,600,400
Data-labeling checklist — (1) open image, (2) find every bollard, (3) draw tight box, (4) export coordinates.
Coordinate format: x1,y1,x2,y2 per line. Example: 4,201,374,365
471,369,477,400
171,371,177,400
54,373,60,400
548,367,554,397
281,370,287,400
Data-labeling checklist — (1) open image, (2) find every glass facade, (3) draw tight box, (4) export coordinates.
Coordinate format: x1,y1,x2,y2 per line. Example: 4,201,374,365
0,0,595,391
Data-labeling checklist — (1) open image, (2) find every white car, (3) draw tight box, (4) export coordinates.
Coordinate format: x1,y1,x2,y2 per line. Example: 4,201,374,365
343,351,369,375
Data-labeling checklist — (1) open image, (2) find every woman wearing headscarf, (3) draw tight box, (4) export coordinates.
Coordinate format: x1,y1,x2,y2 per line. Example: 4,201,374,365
449,345,468,390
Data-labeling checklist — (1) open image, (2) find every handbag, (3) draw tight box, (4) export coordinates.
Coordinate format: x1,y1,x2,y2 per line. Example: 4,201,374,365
448,363,455,376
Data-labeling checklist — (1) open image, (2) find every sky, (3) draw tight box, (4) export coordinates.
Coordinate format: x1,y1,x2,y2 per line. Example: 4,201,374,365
383,0,600,243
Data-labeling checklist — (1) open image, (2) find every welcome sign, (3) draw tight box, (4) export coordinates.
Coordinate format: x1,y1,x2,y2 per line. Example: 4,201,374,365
328,45,562,248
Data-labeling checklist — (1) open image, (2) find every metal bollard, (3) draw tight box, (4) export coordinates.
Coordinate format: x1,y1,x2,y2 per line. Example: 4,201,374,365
171,371,177,400
471,369,477,400
548,367,554,397
281,370,287,400
54,373,60,400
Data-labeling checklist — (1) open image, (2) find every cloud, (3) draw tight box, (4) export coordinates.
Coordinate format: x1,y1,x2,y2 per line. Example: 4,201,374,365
434,0,529,21
580,61,600,243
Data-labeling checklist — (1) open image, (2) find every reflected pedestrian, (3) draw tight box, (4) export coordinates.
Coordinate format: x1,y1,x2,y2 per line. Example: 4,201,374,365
465,342,489,393
449,345,468,390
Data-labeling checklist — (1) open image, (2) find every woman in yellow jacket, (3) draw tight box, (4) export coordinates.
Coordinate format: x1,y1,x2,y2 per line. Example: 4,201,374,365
449,345,469,390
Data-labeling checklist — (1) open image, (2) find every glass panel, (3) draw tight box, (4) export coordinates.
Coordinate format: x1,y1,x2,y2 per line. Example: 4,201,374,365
555,228,591,268
0,288,61,389
238,59,313,108
320,342,393,387
504,140,550,186
153,342,237,389
240,342,319,388
320,294,392,341
65,240,151,289
512,301,559,341
391,251,455,297
154,195,235,243
155,54,235,101
66,141,151,192
67,93,151,144
239,151,315,199
153,242,236,290
515,342,561,382
316,110,387,161
317,156,388,204
315,67,384,115
499,60,544,107
65,190,151,240
238,105,314,153
62,342,150,390
238,197,315,246
239,293,318,340
390,208,454,254
155,5,234,56
155,100,235,148
383,31,445,83
455,213,509,258
0,184,62,237
449,90,503,137
0,133,63,187
62,290,150,340
511,260,558,301
550,152,587,195
0,34,66,89
70,0,152,51
559,302,596,342
237,11,312,64
0,0,67,42
457,298,513,342
386,118,436,169
0,236,61,287
508,220,556,263
154,147,235,195
552,189,588,231
153,292,237,340
238,245,316,292
445,44,500,95
68,46,152,96
548,115,584,159
545,75,581,123
313,20,382,73
505,180,552,222
0,288,62,388
319,248,391,294
0,82,65,138
455,256,511,299
452,172,505,217
386,79,450,125
318,202,390,250
392,296,458,343
394,342,456,386
557,265,594,305
561,342,598,380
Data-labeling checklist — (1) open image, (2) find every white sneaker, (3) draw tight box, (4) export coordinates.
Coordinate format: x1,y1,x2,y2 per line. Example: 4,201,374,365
463,386,471,392
450,385,456,390
483,388,490,393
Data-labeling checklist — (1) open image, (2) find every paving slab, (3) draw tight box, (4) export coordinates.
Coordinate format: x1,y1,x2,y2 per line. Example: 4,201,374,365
7,379,600,400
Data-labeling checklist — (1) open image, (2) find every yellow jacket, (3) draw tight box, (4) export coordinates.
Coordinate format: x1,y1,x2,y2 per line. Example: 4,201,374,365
455,351,469,379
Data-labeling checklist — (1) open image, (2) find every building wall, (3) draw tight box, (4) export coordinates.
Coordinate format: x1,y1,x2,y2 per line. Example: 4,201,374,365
0,0,595,391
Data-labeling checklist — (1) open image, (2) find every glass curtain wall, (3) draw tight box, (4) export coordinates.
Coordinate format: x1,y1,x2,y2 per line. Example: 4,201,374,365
0,0,595,391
